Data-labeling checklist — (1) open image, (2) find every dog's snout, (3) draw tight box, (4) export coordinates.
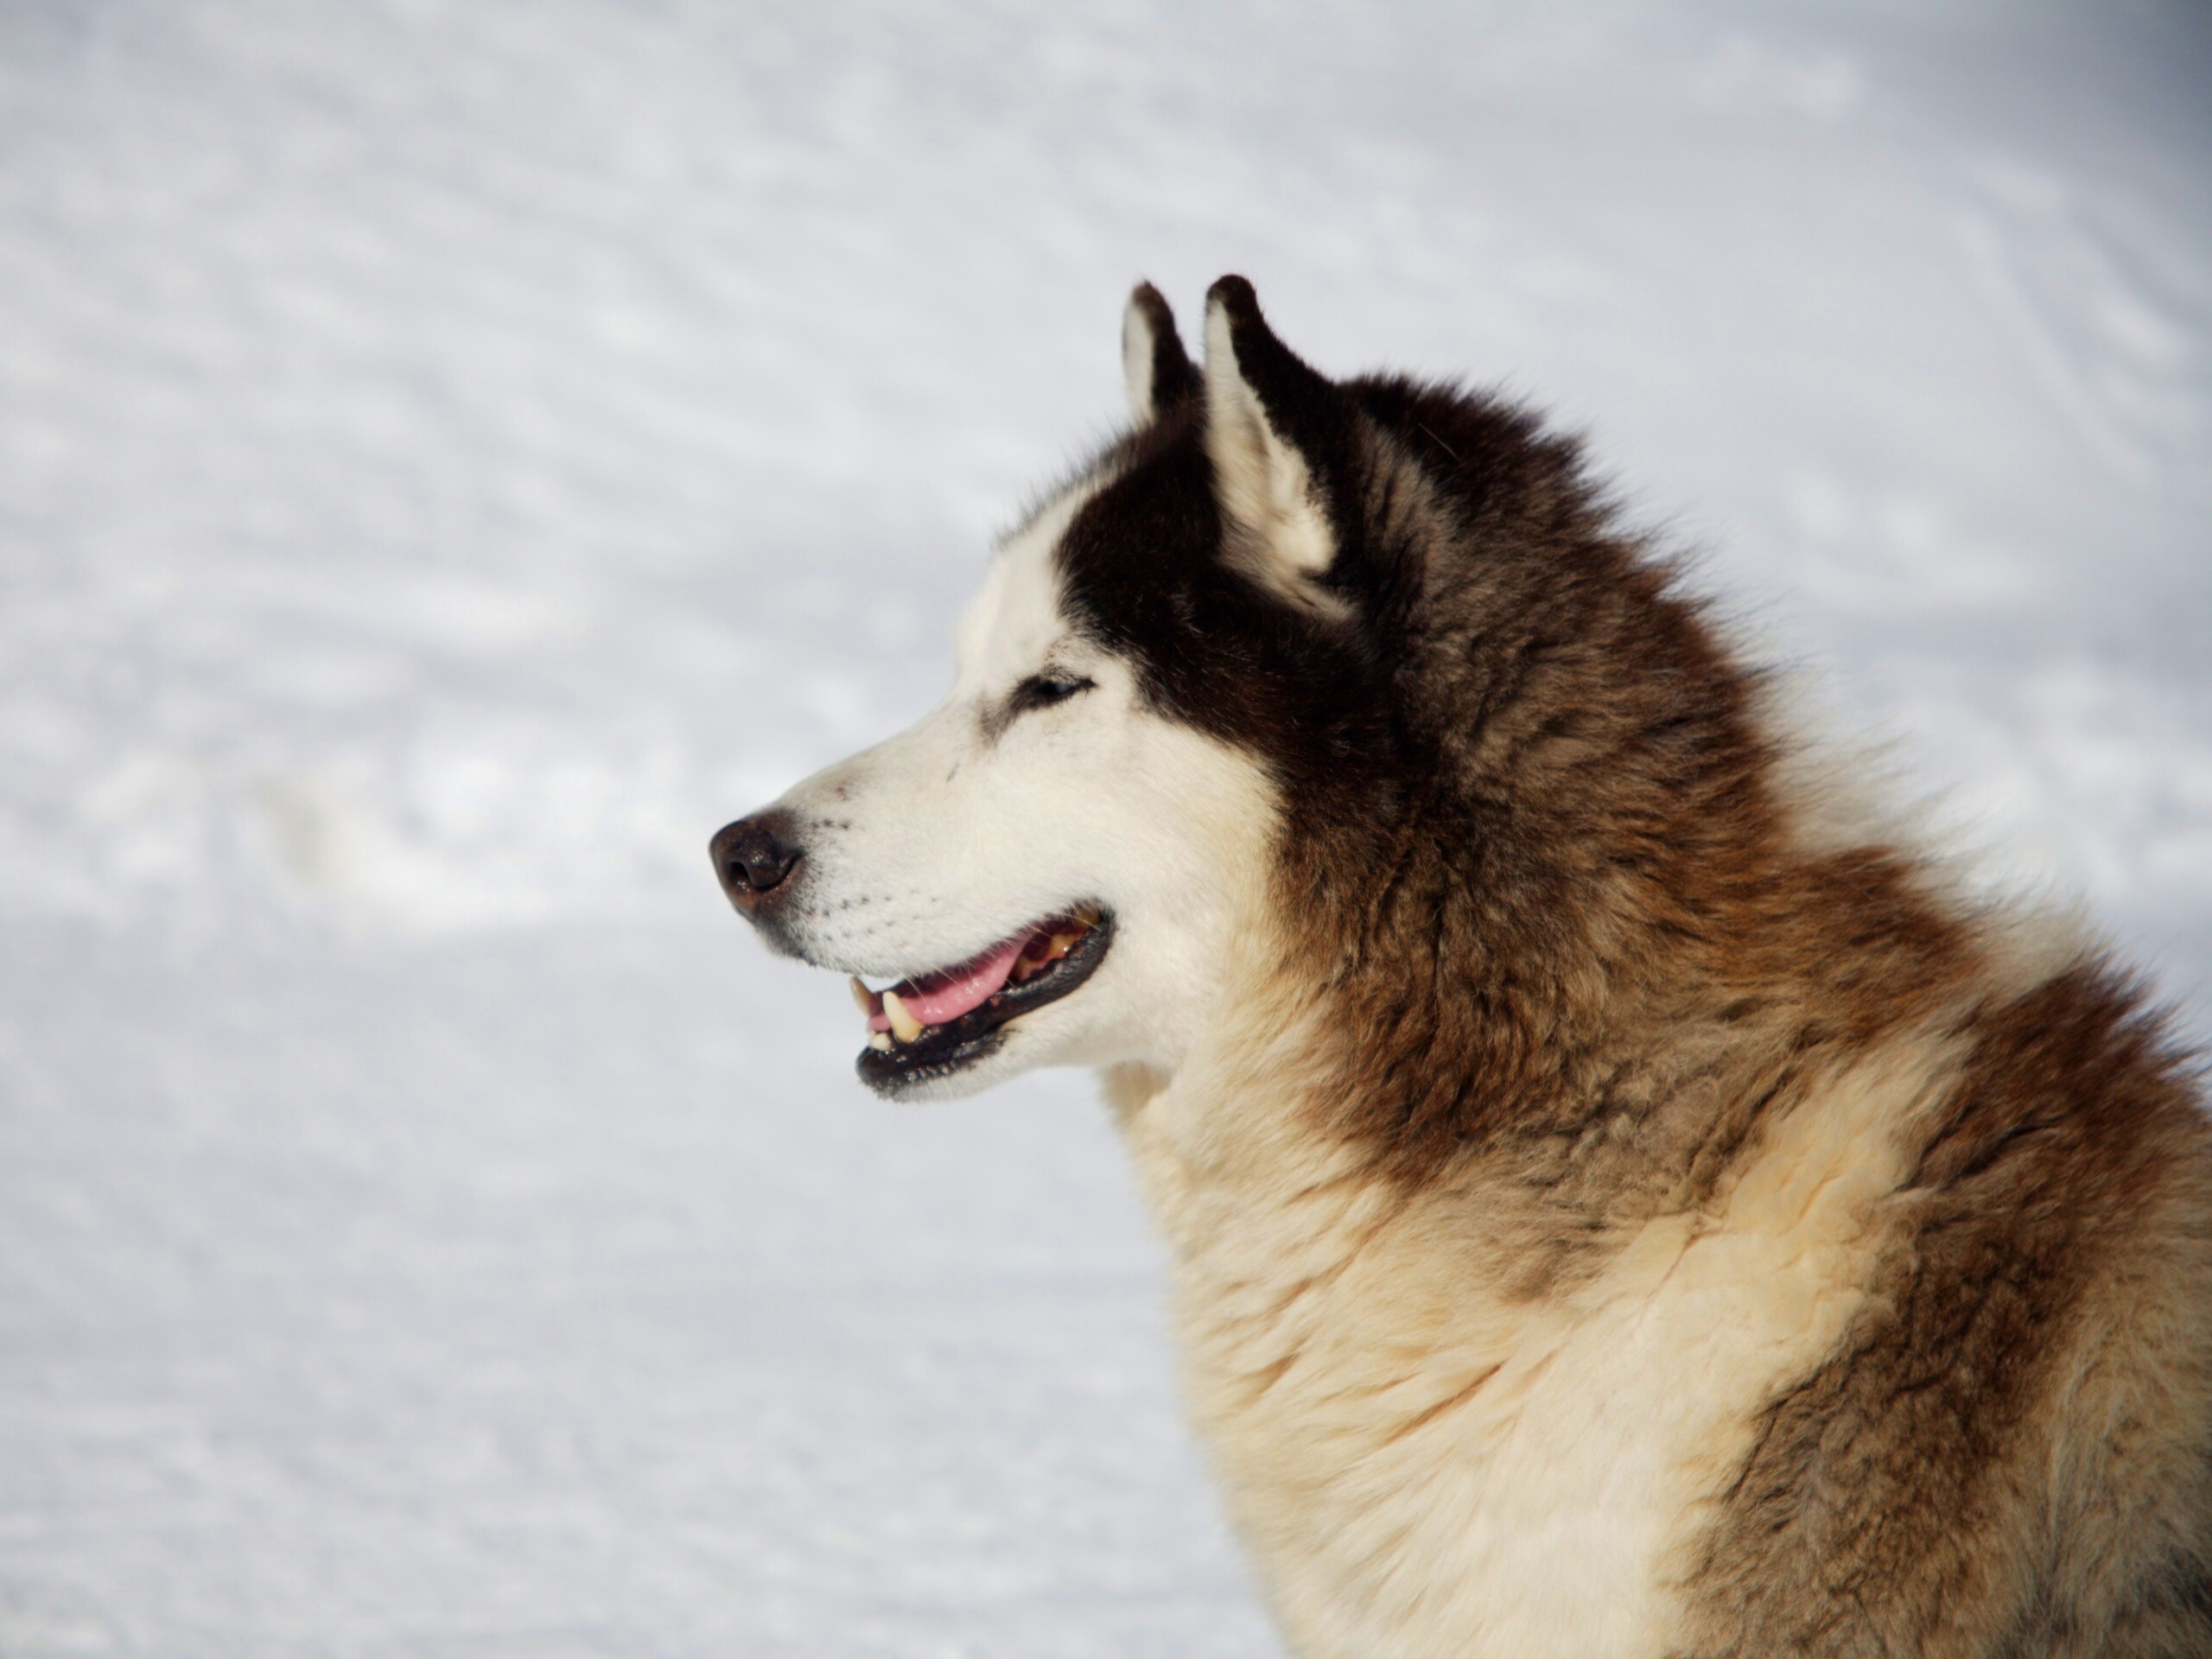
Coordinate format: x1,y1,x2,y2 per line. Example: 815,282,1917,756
711,813,803,911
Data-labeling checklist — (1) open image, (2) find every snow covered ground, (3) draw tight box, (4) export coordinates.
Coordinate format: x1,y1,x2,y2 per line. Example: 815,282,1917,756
1,2,2206,1653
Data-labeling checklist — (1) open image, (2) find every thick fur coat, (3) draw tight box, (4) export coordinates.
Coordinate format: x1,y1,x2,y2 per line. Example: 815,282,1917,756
715,277,2212,1656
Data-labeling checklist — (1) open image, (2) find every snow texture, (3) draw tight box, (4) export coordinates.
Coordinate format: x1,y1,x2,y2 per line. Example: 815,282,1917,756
1,2,2207,1653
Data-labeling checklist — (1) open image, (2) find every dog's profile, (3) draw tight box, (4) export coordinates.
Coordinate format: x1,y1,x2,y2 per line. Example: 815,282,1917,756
712,276,2212,1657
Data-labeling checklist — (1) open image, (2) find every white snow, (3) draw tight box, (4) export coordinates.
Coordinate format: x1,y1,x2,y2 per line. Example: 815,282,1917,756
1,2,2207,1653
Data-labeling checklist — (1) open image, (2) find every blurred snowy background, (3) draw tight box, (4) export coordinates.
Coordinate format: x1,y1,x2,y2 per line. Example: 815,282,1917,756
1,2,2206,1654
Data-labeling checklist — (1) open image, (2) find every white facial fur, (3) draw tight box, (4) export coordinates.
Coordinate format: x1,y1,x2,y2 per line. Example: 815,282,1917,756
760,474,1281,1099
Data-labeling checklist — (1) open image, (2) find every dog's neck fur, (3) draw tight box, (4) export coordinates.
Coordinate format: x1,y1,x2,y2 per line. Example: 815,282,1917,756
1091,590,2009,1656
1098,874,1974,1658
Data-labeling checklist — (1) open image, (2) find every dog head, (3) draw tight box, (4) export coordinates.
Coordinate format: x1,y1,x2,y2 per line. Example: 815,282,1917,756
712,276,1501,1099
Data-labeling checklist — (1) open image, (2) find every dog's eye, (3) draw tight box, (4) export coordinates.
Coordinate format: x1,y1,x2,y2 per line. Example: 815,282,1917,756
1009,672,1094,715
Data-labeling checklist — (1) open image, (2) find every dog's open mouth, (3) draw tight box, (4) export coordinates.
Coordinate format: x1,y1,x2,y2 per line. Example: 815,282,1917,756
850,906,1112,1091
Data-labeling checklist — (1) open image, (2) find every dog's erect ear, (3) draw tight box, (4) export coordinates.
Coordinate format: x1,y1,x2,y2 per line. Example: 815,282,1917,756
1122,282,1200,424
1202,276,1350,620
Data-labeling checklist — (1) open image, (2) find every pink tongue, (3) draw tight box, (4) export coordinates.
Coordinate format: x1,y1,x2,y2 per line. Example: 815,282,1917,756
883,935,1028,1029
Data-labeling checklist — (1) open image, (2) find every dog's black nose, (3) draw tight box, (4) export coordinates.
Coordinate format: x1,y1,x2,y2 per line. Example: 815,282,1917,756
710,813,803,910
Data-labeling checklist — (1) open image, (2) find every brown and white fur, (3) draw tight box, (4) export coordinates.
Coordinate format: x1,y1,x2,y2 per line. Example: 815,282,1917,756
711,277,2212,1656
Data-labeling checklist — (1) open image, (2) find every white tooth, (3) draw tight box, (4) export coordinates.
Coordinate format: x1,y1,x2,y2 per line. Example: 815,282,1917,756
868,1032,893,1052
849,976,874,1014
882,989,925,1044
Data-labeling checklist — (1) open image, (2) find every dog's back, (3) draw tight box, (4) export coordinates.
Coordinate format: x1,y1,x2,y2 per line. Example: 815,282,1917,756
1682,963,2212,1655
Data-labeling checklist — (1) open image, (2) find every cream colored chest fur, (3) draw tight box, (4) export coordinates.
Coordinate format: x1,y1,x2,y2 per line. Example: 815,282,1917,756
1109,1040,1938,1659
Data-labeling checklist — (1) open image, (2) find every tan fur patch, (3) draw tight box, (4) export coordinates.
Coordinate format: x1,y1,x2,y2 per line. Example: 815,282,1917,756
1116,980,1984,1656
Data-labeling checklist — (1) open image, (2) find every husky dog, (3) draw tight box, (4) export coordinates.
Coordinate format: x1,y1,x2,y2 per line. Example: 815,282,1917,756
711,278,2212,1657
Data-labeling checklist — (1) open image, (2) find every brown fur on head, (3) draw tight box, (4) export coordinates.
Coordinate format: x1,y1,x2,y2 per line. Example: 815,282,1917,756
1068,280,1983,1186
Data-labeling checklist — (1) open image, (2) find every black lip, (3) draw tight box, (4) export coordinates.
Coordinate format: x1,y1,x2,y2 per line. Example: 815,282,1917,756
856,909,1115,1096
